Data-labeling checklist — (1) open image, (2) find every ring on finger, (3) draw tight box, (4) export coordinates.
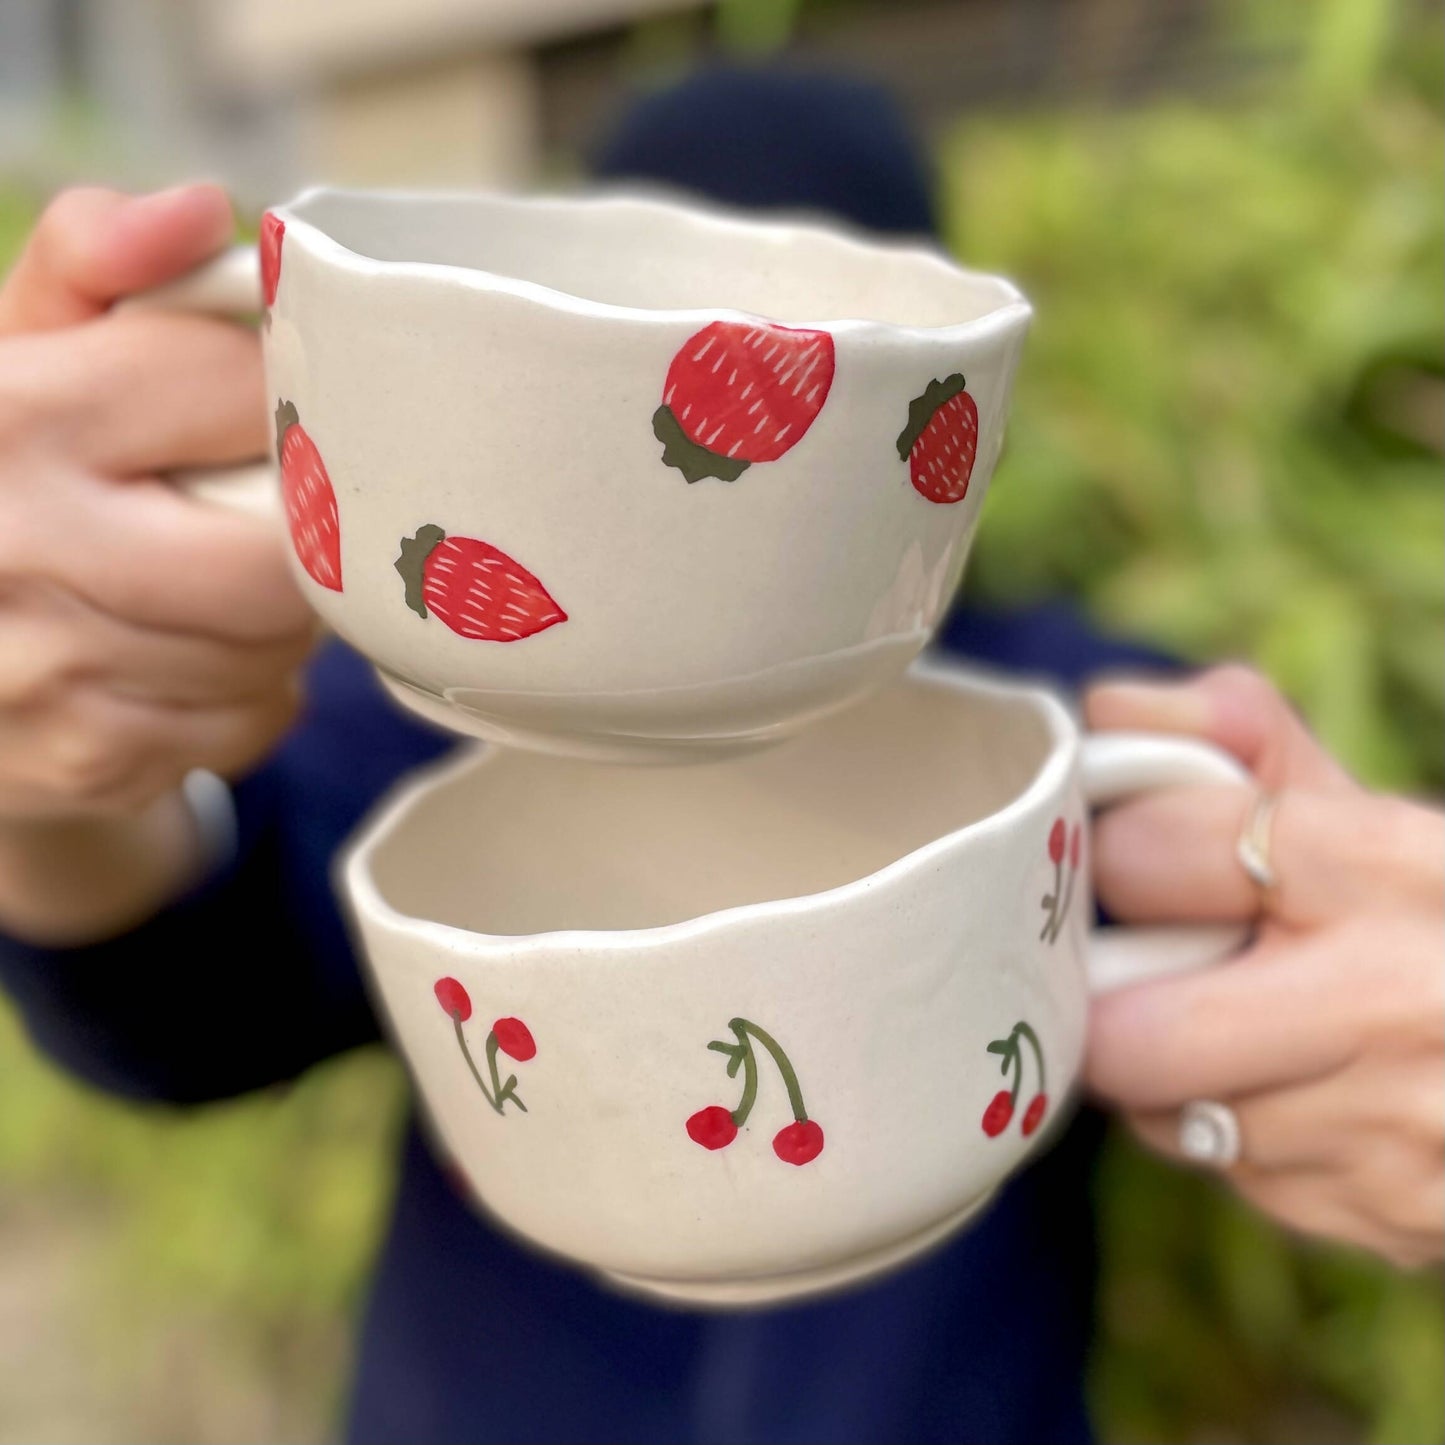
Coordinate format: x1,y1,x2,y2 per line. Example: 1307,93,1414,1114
1178,1099,1243,1169
1236,789,1281,898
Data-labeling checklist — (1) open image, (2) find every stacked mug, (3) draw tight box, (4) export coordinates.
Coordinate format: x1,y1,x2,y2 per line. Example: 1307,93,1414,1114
139,189,1243,1306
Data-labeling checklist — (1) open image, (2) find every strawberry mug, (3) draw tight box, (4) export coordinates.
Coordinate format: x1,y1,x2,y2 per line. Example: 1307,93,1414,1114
340,660,1246,1307
133,187,1032,760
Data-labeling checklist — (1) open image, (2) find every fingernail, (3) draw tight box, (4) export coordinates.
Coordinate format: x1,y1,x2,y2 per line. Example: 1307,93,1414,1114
1085,677,1211,732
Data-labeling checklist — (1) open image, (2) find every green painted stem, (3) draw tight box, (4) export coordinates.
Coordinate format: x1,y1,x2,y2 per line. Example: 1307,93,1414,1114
731,1017,809,1123
1015,1021,1047,1094
455,1017,501,1114
726,1024,760,1126
1040,858,1062,940
1053,857,1077,942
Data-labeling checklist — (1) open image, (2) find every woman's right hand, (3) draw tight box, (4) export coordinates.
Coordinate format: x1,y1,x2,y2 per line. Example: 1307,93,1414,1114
0,185,314,940
0,184,311,820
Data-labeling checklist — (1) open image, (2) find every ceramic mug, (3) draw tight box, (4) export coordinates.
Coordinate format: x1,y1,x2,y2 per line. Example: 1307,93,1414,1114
341,660,1246,1308
134,187,1032,760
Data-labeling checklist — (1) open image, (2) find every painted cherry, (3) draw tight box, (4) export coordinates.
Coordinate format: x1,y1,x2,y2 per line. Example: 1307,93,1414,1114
982,1089,1014,1137
1048,817,1067,866
687,1105,739,1151
492,1016,536,1062
434,976,472,1022
1021,1093,1049,1137
260,211,284,308
773,1119,825,1166
1069,824,1081,870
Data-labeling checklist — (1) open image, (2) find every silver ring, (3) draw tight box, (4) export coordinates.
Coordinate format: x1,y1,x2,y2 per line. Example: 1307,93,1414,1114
1236,790,1280,895
1179,1099,1242,1169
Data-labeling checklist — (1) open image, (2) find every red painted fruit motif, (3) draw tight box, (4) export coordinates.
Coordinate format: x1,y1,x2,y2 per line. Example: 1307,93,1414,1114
772,1119,825,1166
653,321,835,483
686,1105,739,1151
1021,1094,1049,1138
1048,817,1067,866
434,976,472,1022
260,212,284,308
981,1089,1014,1138
276,401,342,591
895,374,979,504
395,526,566,642
492,1017,537,1062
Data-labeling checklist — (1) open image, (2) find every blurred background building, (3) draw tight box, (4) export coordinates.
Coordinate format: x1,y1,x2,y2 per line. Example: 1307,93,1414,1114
0,2,1440,1443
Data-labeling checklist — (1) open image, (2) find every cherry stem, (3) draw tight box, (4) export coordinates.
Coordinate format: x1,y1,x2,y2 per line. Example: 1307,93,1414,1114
1013,1021,1047,1094
1052,858,1077,942
1040,858,1062,940
486,1031,527,1114
455,1017,501,1114
730,1017,809,1123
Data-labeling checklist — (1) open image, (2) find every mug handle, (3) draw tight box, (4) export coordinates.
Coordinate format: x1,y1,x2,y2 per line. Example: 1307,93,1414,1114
1082,731,1252,995
117,244,278,520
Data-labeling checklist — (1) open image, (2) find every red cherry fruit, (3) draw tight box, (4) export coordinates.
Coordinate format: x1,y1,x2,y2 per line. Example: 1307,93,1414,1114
772,1119,825,1166
896,374,979,504
686,1106,739,1151
434,976,472,1022
654,320,835,483
260,211,284,308
275,401,342,591
492,1017,536,1062
982,1090,1014,1137
1068,824,1081,870
1048,817,1067,865
395,525,567,643
1021,1093,1049,1138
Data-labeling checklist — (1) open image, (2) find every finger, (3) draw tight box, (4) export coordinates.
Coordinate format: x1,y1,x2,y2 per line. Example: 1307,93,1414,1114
1084,931,1362,1110
0,586,315,708
10,467,310,644
0,185,234,335
1086,664,1352,794
1092,783,1442,927
1228,1167,1411,1264
16,308,265,471
0,683,300,817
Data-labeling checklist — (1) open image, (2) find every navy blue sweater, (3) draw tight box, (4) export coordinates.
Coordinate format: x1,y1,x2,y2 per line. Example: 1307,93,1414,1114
0,604,1171,1445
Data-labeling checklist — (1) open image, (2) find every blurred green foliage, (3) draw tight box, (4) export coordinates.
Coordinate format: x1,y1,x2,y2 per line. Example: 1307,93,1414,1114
938,4,1444,1442
0,2,1440,1441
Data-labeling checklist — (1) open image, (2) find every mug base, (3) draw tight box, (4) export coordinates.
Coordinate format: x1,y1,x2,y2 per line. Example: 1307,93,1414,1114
596,1186,996,1309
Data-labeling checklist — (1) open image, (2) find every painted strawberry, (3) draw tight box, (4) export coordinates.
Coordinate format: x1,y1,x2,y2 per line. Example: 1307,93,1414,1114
260,211,284,309
492,1017,536,1062
896,374,979,504
1021,1093,1049,1138
653,320,835,483
686,1105,739,1151
981,1089,1014,1138
395,526,566,642
772,1119,825,1166
434,976,472,1022
276,400,342,591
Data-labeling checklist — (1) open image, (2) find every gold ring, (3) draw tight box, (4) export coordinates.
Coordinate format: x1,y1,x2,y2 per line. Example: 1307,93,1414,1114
1236,790,1280,896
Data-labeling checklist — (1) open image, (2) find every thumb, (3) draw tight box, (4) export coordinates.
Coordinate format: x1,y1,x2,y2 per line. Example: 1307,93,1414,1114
1084,663,1353,793
0,183,234,336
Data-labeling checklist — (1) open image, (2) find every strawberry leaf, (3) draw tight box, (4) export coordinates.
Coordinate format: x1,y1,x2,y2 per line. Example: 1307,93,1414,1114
653,404,751,484
895,374,968,460
395,524,446,620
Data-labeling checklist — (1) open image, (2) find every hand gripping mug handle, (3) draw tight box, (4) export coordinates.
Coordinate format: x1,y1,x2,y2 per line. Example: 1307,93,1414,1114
1081,731,1252,995
117,244,277,520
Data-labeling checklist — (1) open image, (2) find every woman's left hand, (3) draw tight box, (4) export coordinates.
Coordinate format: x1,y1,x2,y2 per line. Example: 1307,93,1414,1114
1083,665,1444,1269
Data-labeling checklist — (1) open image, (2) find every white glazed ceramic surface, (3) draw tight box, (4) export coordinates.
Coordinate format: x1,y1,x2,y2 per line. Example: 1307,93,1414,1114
249,188,1031,759
341,660,1245,1306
